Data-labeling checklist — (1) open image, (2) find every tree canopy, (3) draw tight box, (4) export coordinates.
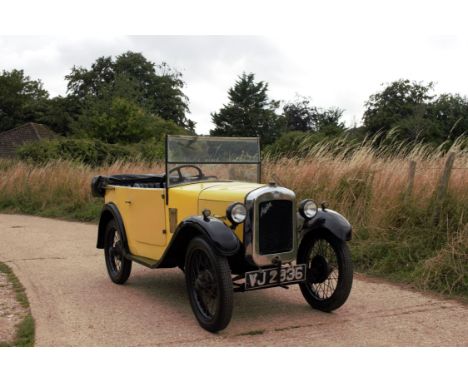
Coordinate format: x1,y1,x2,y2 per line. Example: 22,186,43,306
362,79,434,137
0,69,49,132
361,79,468,145
71,97,186,144
65,51,193,129
283,96,345,135
210,73,284,145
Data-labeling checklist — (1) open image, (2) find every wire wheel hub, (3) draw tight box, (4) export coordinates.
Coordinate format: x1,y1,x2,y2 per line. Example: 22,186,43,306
109,231,123,273
309,255,332,284
189,251,219,319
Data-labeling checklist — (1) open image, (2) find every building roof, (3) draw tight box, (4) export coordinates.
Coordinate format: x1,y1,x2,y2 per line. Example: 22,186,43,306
0,122,56,157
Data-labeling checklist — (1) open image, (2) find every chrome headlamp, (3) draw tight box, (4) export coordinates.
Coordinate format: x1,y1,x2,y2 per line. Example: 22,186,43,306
226,202,247,225
299,199,318,219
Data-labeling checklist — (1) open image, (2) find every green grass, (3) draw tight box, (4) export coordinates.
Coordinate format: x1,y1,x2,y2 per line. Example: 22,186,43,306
351,197,468,297
0,262,35,347
0,193,102,222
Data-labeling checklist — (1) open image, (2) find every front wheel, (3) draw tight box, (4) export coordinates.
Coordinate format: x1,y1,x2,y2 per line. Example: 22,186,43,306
185,237,233,332
298,231,353,312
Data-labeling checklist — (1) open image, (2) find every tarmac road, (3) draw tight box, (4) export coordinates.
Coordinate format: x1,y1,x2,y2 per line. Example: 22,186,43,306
0,214,466,346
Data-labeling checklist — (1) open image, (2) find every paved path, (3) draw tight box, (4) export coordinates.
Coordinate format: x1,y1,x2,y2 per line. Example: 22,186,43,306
0,214,466,346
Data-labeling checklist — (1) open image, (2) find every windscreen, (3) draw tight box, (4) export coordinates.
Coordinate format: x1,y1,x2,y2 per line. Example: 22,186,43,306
166,135,261,186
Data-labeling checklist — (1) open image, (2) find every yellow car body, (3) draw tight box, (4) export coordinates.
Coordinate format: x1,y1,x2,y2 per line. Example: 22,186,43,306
104,180,263,261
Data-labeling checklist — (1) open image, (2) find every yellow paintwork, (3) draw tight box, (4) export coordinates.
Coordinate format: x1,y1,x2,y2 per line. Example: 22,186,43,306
104,181,264,261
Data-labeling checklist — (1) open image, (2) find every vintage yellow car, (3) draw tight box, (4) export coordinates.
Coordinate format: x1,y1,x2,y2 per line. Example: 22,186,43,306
92,135,353,332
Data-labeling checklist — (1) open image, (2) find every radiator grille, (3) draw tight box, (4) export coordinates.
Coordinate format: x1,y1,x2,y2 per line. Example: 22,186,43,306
258,200,293,255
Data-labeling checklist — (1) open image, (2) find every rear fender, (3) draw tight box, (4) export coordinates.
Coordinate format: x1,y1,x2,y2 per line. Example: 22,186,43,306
96,203,129,253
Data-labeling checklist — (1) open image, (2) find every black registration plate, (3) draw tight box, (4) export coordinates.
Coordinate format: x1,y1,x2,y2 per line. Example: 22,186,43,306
245,264,306,290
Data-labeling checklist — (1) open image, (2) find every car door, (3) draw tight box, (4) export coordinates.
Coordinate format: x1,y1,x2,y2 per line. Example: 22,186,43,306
124,187,167,260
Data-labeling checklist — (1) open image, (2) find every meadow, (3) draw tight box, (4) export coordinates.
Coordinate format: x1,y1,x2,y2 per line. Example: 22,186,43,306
0,140,466,297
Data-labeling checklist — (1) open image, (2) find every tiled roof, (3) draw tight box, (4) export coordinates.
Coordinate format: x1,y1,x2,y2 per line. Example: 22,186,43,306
0,123,56,157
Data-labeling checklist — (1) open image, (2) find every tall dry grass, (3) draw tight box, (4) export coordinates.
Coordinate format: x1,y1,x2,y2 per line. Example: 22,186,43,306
0,159,165,220
0,140,467,295
263,142,468,228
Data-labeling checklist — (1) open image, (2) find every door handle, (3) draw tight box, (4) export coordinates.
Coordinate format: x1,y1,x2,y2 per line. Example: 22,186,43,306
125,200,132,205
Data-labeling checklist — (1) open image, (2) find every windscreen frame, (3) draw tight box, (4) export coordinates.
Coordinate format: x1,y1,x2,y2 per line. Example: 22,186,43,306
164,135,261,204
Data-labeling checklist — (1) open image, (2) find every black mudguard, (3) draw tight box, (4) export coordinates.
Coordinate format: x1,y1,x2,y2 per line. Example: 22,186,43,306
96,203,129,252
156,216,241,268
179,216,241,255
299,208,352,242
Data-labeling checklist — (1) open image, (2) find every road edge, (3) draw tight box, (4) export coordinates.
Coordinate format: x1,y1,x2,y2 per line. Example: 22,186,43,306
0,261,35,347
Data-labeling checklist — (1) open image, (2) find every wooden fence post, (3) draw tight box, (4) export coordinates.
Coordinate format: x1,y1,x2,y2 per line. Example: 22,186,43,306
432,152,456,224
405,160,416,201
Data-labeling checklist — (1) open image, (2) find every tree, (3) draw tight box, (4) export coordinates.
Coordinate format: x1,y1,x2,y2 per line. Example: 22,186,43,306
38,95,83,135
211,73,284,145
283,96,345,135
386,114,445,144
71,97,186,144
362,79,434,138
426,93,468,141
65,51,193,128
0,69,49,132
362,80,468,145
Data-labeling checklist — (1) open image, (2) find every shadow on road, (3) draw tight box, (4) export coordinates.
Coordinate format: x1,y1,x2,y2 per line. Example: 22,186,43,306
125,268,320,323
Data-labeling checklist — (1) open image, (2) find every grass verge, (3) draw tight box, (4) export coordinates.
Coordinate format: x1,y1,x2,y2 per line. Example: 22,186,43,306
0,262,35,347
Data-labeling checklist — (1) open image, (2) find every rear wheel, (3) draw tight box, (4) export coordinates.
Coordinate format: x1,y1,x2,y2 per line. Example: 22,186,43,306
185,237,233,332
104,220,132,284
298,231,353,312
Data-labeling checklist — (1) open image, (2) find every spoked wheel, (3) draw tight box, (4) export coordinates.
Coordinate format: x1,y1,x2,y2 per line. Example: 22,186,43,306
298,231,353,312
185,237,233,332
104,220,132,284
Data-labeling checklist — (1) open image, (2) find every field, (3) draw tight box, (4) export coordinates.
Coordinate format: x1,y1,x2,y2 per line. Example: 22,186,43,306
0,141,467,296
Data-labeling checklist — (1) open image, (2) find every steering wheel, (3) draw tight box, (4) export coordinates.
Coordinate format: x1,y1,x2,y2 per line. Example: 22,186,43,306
168,164,204,183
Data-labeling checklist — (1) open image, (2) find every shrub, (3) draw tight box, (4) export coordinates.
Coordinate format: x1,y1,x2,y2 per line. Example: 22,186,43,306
17,138,164,166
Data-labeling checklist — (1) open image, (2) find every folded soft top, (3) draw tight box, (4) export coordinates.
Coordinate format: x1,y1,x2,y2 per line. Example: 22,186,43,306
91,174,165,197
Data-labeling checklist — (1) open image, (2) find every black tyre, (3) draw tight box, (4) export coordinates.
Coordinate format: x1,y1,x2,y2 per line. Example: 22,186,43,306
104,220,132,284
298,230,353,312
185,237,233,332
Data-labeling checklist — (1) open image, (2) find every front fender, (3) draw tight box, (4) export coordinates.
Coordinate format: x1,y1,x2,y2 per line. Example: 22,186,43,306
155,216,242,269
177,216,241,256
299,208,352,242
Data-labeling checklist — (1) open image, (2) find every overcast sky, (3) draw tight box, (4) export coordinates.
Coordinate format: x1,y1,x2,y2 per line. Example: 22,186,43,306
1,34,467,134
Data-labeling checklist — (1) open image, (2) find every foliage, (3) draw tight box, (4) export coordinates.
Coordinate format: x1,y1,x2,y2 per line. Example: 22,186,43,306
361,79,468,146
283,96,345,134
17,137,164,166
65,51,193,129
363,79,434,137
71,97,187,144
0,69,49,132
419,223,468,295
38,95,83,135
211,73,284,145
426,93,468,141
264,131,327,156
